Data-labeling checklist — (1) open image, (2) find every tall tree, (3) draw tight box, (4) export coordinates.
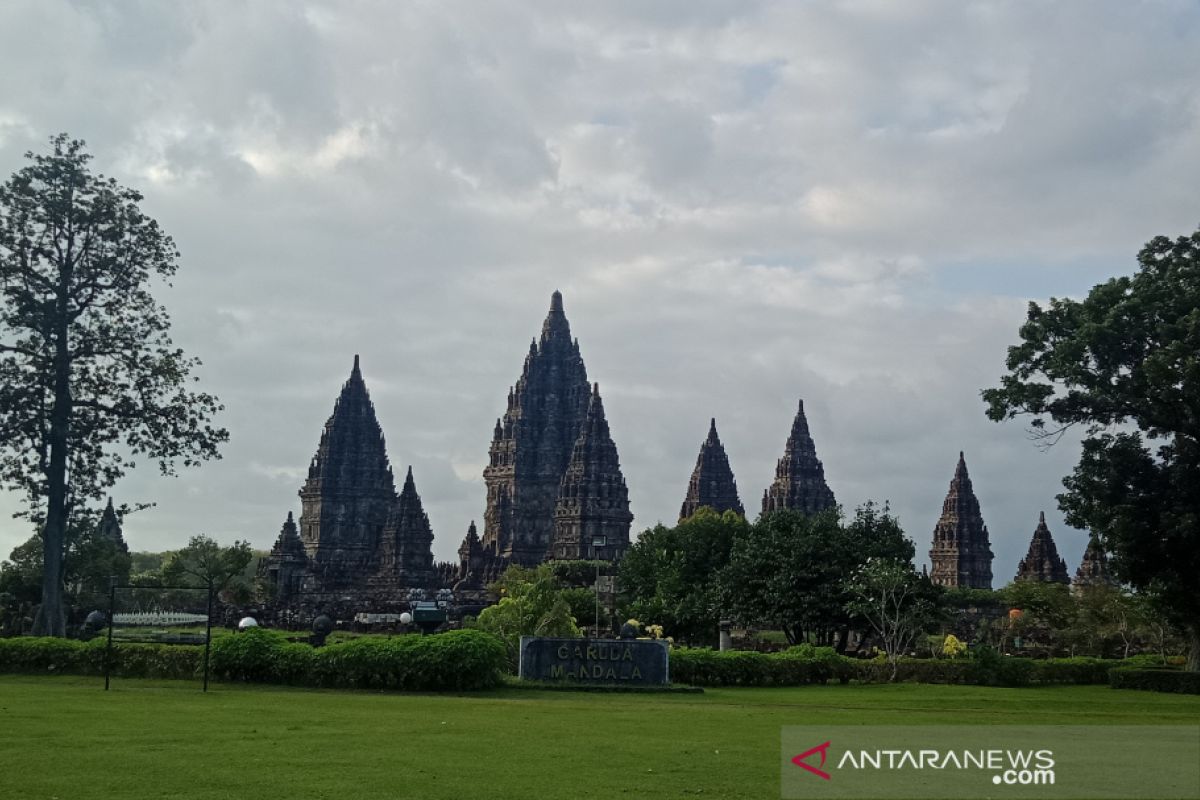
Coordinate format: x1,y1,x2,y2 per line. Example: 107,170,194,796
845,558,940,680
0,134,227,635
983,227,1200,670
721,503,913,647
619,508,748,646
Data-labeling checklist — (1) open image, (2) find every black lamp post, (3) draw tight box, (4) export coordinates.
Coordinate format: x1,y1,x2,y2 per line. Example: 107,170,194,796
591,534,607,636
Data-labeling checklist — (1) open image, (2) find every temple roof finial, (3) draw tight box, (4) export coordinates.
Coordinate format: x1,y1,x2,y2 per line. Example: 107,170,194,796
551,289,563,313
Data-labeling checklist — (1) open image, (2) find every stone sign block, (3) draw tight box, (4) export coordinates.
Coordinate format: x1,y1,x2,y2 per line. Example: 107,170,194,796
519,636,670,685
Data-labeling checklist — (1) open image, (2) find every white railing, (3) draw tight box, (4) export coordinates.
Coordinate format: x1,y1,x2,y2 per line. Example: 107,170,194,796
112,612,208,626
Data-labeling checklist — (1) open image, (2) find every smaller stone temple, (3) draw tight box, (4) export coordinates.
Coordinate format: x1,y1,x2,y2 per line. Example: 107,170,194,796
761,399,836,516
550,384,633,561
258,356,437,607
1073,535,1117,590
679,418,744,521
1014,512,1070,584
97,497,129,554
928,452,994,589
435,521,507,608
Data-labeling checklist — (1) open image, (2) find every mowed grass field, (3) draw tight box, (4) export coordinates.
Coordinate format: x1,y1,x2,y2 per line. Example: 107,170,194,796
1,676,1197,800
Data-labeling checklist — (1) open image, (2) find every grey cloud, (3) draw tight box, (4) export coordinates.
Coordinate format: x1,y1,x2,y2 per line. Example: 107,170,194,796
1,1,1195,586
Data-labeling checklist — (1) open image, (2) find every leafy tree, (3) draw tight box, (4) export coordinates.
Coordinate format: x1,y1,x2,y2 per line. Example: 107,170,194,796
721,502,914,648
619,508,747,646
0,507,131,628
998,581,1077,656
845,558,940,680
0,135,228,635
475,563,583,666
162,535,253,597
983,227,1200,670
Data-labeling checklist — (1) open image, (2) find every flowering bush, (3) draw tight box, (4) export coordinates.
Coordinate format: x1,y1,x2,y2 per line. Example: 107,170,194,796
942,634,966,659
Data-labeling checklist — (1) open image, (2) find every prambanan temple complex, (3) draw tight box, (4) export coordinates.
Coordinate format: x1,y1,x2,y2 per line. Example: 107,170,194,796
259,291,1112,613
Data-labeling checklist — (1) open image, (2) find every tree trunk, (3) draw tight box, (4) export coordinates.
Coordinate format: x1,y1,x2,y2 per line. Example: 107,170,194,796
1186,622,1200,673
835,627,849,654
31,270,72,638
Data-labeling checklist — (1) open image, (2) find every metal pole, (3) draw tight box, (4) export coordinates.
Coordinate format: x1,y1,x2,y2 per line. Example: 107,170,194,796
202,582,214,693
594,561,600,636
104,577,116,691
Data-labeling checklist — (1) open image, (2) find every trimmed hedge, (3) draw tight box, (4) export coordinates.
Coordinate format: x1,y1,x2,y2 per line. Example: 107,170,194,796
209,627,508,691
668,647,1154,689
1,629,509,691
858,656,1129,687
1110,668,1200,694
669,646,854,686
0,636,200,680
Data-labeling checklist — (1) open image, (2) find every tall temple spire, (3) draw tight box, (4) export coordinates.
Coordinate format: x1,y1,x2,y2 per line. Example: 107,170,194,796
97,497,129,554
259,511,309,596
761,399,836,516
1073,534,1117,590
680,418,744,521
551,384,633,561
483,291,593,565
374,465,435,591
298,356,397,585
928,451,994,589
1015,512,1070,584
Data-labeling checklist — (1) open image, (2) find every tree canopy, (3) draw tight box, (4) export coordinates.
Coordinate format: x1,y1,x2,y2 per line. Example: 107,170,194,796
0,134,227,635
983,227,1200,670
619,508,748,646
721,502,915,647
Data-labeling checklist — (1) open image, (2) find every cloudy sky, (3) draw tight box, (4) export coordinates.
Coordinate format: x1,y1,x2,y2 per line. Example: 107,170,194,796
1,0,1197,580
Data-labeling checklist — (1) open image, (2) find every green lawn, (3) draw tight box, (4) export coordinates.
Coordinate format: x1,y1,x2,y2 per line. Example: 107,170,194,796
0,675,1196,799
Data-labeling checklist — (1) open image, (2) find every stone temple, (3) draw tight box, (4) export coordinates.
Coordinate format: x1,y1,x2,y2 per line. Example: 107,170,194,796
262,292,633,608
761,399,836,515
260,356,436,606
1014,512,1070,584
476,291,631,567
928,452,994,589
679,418,744,521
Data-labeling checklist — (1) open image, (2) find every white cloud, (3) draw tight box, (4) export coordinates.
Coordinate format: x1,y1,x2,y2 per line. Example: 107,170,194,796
1,0,1197,582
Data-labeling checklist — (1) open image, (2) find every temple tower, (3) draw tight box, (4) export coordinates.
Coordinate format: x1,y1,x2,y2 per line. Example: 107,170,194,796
928,452,994,589
483,291,592,565
261,511,309,596
97,497,129,554
374,466,436,591
297,355,397,587
1015,512,1070,584
680,418,744,520
1073,535,1117,590
551,384,633,561
761,399,836,516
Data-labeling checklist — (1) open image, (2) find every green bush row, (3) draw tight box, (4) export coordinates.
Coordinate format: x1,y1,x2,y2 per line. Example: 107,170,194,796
855,655,1123,687
669,645,855,686
209,627,508,691
0,636,200,680
667,647,1167,689
1109,668,1200,694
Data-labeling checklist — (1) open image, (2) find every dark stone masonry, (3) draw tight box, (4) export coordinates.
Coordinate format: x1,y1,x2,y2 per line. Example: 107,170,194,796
258,290,1102,614
928,452,995,589
679,418,744,521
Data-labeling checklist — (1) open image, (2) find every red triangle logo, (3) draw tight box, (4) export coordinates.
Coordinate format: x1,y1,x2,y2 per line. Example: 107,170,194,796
791,740,832,781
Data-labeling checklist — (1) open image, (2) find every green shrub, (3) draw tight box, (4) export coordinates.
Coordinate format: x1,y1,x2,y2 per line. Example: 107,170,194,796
212,628,507,691
669,647,854,686
0,637,200,680
1110,668,1200,694
209,627,299,683
1118,654,1179,669
1027,657,1112,685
